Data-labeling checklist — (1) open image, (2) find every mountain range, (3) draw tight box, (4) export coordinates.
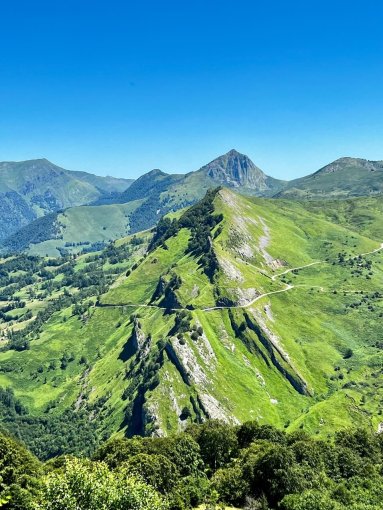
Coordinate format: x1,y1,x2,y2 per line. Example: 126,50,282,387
0,158,132,242
1,150,383,255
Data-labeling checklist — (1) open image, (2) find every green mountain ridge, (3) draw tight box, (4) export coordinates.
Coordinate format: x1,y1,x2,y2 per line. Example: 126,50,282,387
277,157,383,199
0,189,382,458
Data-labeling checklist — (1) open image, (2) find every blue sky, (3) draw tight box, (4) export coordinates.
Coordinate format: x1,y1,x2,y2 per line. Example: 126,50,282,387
1,0,383,179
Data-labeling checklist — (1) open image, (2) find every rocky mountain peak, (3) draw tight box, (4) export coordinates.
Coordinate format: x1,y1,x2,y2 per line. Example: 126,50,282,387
199,149,267,189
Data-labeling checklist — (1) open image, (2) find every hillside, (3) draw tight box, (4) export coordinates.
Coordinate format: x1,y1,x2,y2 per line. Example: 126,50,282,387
2,200,144,257
0,158,133,241
277,157,383,199
0,189,382,458
106,149,286,228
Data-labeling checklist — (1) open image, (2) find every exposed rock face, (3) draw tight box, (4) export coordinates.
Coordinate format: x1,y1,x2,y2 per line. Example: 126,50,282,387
199,393,240,424
142,400,164,437
200,149,269,190
131,319,151,356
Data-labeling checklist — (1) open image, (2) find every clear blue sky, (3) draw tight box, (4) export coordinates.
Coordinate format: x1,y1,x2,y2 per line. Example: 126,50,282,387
1,0,383,180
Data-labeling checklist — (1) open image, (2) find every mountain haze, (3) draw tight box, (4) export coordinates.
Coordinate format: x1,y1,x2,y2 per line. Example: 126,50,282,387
0,158,133,241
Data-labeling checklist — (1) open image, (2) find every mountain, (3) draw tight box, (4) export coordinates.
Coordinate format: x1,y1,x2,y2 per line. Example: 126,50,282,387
196,149,285,193
1,189,382,458
107,149,286,226
1,150,287,255
0,158,133,241
4,150,383,257
114,169,185,202
276,157,383,199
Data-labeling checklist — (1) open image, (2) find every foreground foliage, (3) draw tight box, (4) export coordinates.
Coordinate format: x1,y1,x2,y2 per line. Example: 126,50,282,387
2,420,383,509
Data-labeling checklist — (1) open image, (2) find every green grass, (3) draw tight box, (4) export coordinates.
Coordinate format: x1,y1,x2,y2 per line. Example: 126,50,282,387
28,200,143,257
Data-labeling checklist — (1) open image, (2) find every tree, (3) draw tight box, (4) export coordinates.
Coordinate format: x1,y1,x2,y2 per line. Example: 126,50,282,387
251,445,307,506
0,432,41,509
335,429,381,461
280,489,343,510
211,466,249,506
180,406,192,420
34,457,167,510
190,420,238,471
123,453,178,493
93,437,146,468
237,421,261,448
142,434,204,477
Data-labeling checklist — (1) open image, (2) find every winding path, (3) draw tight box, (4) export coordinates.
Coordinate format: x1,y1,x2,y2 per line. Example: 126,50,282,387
271,261,323,281
360,242,383,257
100,241,383,313
202,285,294,311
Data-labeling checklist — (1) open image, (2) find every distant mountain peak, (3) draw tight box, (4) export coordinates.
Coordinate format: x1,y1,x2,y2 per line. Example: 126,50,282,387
145,168,168,178
225,148,243,157
314,157,383,176
199,149,268,189
32,157,51,164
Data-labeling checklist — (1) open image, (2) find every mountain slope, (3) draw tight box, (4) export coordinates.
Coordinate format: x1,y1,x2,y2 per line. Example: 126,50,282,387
2,200,144,256
0,158,133,240
276,157,383,199
116,149,286,232
0,189,382,457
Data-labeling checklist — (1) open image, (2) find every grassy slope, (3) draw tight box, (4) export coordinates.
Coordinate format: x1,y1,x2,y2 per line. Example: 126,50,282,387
28,200,143,257
0,159,131,203
0,190,382,448
303,195,383,240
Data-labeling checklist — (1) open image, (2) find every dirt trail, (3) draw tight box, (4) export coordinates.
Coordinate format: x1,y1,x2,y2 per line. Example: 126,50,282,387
360,242,383,257
271,261,323,281
203,285,294,311
271,242,383,281
100,284,295,313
